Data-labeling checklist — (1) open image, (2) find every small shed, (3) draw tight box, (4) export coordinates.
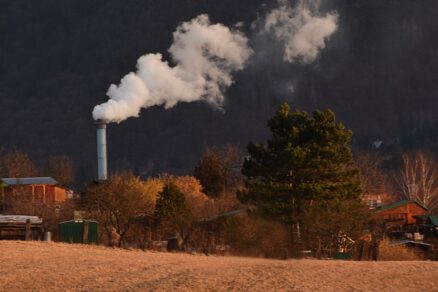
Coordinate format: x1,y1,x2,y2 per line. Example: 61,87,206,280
373,200,428,226
0,215,43,240
1,177,71,205
59,220,98,244
413,214,438,238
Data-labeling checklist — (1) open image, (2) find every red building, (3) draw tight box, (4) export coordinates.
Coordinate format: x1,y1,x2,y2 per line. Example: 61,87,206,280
0,177,71,206
373,200,429,227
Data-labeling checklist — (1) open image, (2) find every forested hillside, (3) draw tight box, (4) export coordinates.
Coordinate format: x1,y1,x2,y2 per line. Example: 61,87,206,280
1,0,438,185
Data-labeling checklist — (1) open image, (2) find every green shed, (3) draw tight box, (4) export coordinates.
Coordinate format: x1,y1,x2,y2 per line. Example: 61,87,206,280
59,220,98,244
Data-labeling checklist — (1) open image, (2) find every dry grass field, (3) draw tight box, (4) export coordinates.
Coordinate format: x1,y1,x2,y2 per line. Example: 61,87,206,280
0,241,437,291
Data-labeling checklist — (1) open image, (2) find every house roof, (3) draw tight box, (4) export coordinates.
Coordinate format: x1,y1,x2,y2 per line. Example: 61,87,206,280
412,215,438,227
0,215,43,224
391,240,433,248
217,209,245,219
374,200,428,212
198,208,247,223
427,215,438,226
1,177,59,186
412,214,429,220
59,219,98,225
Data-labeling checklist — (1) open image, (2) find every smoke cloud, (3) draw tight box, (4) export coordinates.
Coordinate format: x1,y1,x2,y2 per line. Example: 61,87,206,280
93,2,338,123
93,14,252,123
264,0,338,63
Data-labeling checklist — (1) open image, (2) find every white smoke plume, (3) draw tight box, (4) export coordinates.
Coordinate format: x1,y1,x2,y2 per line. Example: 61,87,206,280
264,0,338,63
93,14,252,123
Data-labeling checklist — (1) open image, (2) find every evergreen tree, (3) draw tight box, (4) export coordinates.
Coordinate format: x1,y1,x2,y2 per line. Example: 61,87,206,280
239,103,364,252
154,182,192,238
194,148,225,198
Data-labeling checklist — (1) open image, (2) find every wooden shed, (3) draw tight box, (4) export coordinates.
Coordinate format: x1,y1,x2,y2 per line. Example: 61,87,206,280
0,215,43,240
1,177,71,206
413,214,438,238
373,200,428,227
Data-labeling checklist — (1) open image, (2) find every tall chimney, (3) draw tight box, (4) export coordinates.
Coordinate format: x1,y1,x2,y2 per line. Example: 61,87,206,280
96,119,108,180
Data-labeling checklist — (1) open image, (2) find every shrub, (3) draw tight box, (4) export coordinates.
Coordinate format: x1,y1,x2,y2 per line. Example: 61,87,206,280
378,239,423,261
225,215,290,259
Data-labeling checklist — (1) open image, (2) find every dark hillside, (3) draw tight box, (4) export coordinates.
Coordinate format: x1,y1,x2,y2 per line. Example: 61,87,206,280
1,0,438,185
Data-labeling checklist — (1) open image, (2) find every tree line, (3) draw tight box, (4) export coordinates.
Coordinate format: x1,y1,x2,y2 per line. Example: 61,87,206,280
2,103,438,257
0,148,74,186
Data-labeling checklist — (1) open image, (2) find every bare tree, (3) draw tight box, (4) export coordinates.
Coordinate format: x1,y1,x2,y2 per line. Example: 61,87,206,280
194,145,244,198
355,151,385,194
216,144,244,194
3,149,38,177
47,155,74,185
83,174,155,247
194,147,224,198
394,151,438,212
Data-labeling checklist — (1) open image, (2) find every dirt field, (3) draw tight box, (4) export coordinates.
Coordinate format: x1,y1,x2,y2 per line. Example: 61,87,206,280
0,241,437,291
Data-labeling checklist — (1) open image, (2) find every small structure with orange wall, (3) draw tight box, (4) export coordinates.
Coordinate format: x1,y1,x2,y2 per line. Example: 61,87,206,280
0,177,71,206
373,200,428,227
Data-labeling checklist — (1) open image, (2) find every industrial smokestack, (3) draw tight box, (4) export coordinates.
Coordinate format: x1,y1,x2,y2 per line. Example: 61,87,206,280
95,119,108,181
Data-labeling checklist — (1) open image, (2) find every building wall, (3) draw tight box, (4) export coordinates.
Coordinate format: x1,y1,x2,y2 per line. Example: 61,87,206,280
408,204,428,224
4,184,68,205
54,186,68,203
374,203,428,225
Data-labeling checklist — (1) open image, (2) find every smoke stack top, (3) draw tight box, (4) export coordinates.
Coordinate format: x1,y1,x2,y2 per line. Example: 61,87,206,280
95,119,108,126
92,14,252,123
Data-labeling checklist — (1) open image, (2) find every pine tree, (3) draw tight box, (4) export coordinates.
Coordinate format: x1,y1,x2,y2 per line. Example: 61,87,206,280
239,103,364,252
154,182,192,238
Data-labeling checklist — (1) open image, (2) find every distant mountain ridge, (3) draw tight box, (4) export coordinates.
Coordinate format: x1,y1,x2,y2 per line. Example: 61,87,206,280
1,0,438,185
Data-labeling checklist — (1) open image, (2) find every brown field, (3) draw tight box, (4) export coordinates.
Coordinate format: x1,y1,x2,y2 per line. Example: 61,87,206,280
0,241,437,291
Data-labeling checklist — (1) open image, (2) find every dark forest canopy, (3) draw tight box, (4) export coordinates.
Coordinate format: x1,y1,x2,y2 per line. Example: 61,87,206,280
1,0,438,185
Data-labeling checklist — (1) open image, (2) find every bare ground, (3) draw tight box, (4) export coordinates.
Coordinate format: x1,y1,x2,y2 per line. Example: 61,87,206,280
0,241,437,291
